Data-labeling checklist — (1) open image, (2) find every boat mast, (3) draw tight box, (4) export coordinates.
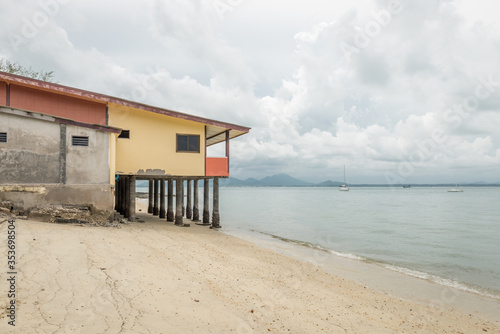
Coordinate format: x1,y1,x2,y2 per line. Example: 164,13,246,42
344,164,346,185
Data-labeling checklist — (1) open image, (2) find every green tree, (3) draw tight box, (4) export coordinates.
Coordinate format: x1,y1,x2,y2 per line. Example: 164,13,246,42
0,58,55,82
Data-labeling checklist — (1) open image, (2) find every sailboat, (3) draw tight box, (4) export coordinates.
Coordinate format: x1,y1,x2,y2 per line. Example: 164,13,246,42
448,174,463,192
339,165,349,191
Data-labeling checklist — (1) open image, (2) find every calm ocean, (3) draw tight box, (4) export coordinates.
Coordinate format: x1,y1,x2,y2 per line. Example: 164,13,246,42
137,185,500,300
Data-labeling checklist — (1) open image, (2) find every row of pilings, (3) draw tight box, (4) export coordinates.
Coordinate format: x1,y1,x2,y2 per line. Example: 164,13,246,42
114,176,221,228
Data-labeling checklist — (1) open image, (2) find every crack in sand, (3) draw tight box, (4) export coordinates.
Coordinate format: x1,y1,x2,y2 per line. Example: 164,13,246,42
3,218,499,333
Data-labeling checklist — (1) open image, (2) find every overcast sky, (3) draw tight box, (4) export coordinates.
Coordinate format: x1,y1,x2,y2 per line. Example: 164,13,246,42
1,0,500,184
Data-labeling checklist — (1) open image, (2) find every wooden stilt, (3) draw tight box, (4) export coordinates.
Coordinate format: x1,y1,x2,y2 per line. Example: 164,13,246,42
128,175,136,221
115,177,122,214
202,178,210,225
186,179,192,219
153,179,159,215
182,180,185,216
167,179,174,222
211,177,221,228
159,179,166,218
175,179,188,226
148,179,153,213
124,176,130,218
120,177,126,215
192,179,199,221
114,176,119,212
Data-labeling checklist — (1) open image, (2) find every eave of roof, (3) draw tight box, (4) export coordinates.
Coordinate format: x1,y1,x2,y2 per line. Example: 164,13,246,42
0,71,251,141
0,105,122,134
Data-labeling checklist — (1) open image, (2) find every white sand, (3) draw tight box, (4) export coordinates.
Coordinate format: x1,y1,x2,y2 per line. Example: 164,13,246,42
1,206,499,333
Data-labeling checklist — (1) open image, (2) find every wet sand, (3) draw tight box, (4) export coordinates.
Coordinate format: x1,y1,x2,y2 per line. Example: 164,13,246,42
0,206,499,333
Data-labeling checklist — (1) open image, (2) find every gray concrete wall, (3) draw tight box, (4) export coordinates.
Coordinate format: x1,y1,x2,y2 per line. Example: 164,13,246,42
66,125,110,185
0,112,60,184
0,184,114,212
0,110,114,213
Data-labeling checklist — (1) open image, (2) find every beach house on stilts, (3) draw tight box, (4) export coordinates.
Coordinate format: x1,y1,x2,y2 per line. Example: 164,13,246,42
0,71,250,227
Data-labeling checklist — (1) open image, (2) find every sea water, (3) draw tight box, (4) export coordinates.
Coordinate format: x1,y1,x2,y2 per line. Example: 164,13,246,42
136,185,500,301
220,186,500,301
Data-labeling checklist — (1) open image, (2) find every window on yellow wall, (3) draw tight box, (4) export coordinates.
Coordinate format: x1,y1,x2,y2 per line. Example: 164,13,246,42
118,130,130,139
177,134,200,153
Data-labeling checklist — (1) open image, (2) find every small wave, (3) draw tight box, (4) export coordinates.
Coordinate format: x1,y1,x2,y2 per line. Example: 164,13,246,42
255,230,328,250
253,230,365,261
250,230,500,301
382,264,500,300
329,250,365,261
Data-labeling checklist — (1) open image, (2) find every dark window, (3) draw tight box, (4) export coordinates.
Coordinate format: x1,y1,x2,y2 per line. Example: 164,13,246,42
0,132,6,143
177,134,200,152
118,130,130,139
72,136,89,147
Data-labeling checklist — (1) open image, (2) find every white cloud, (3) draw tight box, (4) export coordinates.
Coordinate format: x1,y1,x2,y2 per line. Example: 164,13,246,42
1,0,499,183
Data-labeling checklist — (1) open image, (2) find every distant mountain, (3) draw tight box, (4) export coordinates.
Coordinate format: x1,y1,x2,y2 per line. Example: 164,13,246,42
244,177,265,186
259,173,314,186
221,174,329,187
136,175,500,188
220,177,251,186
136,180,149,187
316,180,343,187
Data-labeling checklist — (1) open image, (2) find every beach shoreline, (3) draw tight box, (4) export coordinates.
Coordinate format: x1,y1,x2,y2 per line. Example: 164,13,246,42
1,206,499,333
222,227,500,324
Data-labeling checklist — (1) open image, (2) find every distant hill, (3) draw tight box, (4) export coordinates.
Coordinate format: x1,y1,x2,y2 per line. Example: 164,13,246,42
259,173,314,186
136,175,500,188
221,174,332,187
316,180,344,187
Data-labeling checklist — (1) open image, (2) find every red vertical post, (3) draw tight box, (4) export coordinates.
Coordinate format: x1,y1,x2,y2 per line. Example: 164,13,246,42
225,130,230,175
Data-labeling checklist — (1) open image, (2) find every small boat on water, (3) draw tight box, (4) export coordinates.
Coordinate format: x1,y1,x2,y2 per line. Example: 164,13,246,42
339,165,349,191
339,184,349,191
403,185,411,188
448,175,463,192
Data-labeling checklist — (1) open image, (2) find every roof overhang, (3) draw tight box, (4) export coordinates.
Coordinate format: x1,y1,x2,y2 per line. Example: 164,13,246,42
0,71,250,141
0,105,122,134
206,125,247,146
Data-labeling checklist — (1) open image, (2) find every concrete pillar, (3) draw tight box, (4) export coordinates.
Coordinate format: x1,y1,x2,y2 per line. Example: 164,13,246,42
148,179,153,214
120,177,126,216
182,180,185,216
128,175,136,221
211,178,221,228
192,179,199,221
167,179,174,222
124,176,130,218
186,179,192,219
203,178,210,225
114,177,119,212
153,179,159,215
159,179,166,218
175,179,184,226
115,178,121,213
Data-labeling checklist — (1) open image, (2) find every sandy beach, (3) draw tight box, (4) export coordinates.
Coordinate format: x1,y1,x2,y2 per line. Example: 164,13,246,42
1,204,499,333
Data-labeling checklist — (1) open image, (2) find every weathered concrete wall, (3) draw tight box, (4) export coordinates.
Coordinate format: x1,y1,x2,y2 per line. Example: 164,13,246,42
0,109,114,214
66,124,111,185
0,184,114,212
0,112,61,183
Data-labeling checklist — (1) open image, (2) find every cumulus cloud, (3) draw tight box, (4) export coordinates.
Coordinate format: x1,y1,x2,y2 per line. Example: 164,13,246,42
1,0,499,183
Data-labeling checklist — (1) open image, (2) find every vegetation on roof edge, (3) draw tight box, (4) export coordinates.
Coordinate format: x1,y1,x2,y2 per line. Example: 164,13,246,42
0,58,55,83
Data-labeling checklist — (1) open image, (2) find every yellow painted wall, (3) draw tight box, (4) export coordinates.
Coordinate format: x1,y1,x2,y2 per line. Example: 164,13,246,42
108,103,205,176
